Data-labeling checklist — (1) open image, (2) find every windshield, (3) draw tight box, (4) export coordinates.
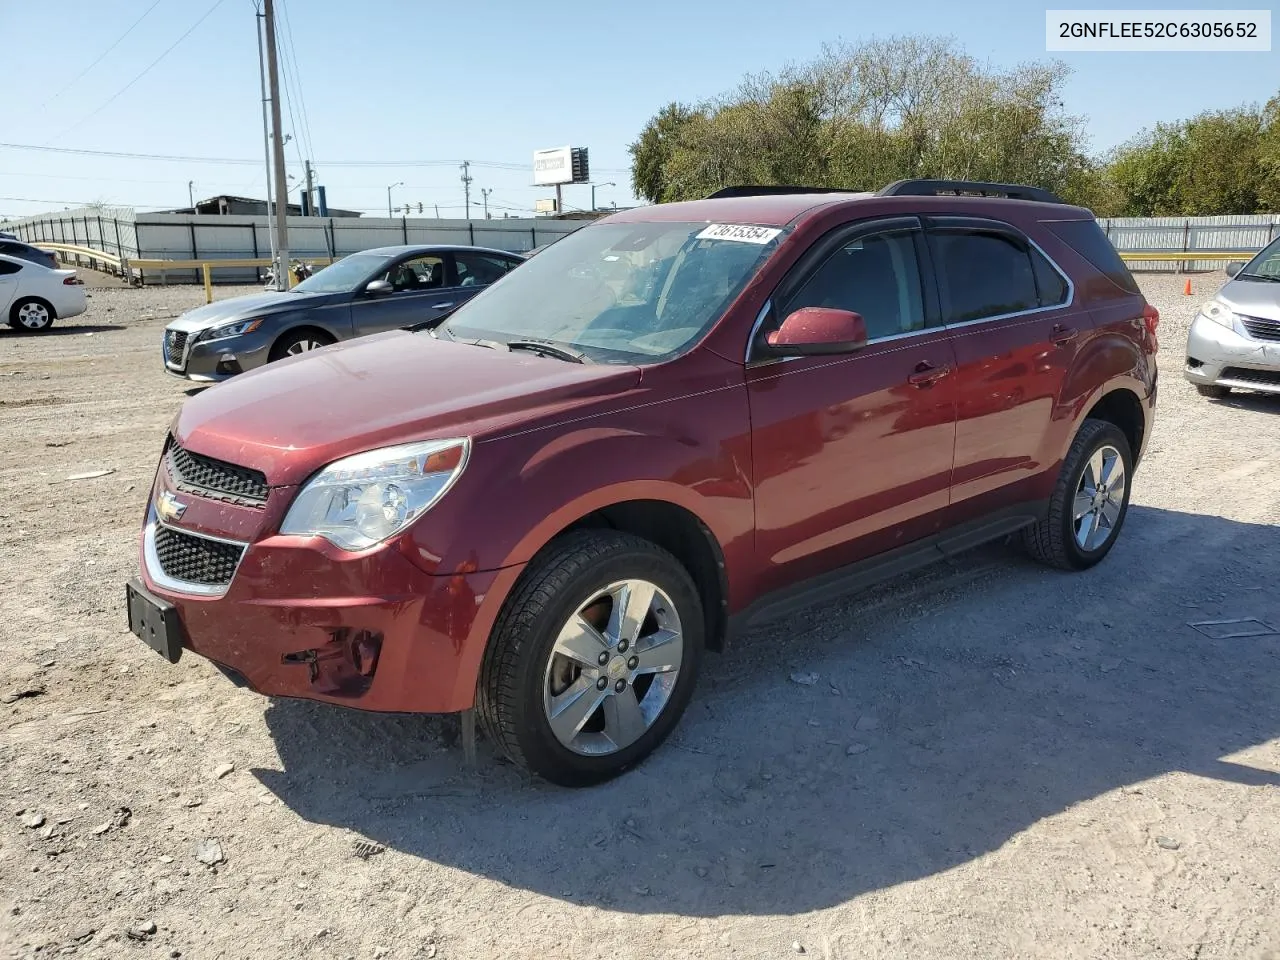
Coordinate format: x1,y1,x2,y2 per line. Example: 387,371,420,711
1238,236,1280,280
438,221,783,362
293,252,390,293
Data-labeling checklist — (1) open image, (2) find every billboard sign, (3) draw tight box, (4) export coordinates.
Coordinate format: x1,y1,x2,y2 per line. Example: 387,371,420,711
533,146,573,186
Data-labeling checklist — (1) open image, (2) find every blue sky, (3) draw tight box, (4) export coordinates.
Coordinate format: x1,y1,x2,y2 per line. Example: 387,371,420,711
1,0,1275,220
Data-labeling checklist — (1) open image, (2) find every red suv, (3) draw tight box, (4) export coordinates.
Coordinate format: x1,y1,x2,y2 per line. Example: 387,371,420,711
126,180,1157,786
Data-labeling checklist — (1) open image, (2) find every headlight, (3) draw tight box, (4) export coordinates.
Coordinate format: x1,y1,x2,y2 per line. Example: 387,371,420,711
197,318,265,342
1198,300,1238,329
280,439,469,551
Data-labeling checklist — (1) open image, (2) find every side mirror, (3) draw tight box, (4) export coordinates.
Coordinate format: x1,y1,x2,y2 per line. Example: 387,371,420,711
365,279,393,296
1224,261,1245,278
766,307,868,356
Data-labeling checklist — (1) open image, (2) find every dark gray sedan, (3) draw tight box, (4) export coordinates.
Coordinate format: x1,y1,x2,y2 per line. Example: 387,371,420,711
161,244,524,381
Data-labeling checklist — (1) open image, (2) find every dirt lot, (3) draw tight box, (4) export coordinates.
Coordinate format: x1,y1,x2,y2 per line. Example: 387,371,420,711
2,274,1279,960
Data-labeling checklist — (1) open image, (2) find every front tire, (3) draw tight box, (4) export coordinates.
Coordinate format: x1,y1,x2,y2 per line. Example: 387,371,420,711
9,298,55,332
477,530,703,787
1024,418,1133,571
268,328,334,361
1195,383,1231,400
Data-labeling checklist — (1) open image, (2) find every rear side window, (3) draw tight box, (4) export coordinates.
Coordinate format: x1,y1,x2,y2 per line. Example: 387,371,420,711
1046,219,1139,295
0,260,21,275
931,231,1040,323
1031,249,1069,305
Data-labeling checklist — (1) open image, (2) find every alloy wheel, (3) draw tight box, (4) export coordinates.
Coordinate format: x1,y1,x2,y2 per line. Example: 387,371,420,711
1073,443,1126,551
542,579,684,756
16,302,51,329
286,339,323,355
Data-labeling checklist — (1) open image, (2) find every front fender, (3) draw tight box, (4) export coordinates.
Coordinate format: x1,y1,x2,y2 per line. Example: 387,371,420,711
401,384,756,596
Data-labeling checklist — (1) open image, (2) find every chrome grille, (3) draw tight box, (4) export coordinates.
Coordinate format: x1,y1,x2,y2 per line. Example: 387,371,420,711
167,439,269,507
164,329,188,366
1221,367,1280,388
1240,315,1280,343
152,525,244,586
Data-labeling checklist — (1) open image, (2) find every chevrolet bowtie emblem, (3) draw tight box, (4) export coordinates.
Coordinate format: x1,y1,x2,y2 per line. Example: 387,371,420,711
156,490,187,523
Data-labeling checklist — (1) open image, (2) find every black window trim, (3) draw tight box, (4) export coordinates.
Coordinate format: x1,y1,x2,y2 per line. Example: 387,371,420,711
745,215,941,365
924,216,1075,330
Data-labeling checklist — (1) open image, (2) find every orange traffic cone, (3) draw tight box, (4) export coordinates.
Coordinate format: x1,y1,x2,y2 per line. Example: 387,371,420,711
1184,278,1192,296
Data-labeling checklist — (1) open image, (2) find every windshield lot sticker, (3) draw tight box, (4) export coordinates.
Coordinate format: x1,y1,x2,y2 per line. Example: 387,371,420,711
696,224,782,244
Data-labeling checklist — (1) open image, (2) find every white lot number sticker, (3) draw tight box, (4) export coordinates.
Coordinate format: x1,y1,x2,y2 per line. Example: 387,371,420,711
696,223,782,245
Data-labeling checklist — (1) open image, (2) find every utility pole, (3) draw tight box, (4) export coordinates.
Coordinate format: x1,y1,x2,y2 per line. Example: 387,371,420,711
433,203,439,218
255,7,277,281
263,0,289,289
460,161,472,220
303,160,315,217
188,180,195,210
480,188,492,219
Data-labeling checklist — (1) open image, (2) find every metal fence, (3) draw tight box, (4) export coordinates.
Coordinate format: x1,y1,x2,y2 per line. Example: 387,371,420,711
5,207,1278,282
2,208,586,283
4,204,139,271
1098,214,1278,272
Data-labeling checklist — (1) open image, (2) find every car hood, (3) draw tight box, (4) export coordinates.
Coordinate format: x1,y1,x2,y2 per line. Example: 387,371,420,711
168,290,339,332
172,330,642,486
1219,278,1280,320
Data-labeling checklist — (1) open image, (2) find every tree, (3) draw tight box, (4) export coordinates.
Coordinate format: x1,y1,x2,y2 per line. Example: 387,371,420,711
628,103,696,204
629,36,1091,204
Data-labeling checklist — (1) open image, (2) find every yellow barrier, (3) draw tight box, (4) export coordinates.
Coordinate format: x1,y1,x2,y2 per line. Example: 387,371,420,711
127,257,336,303
1119,251,1253,262
31,242,123,272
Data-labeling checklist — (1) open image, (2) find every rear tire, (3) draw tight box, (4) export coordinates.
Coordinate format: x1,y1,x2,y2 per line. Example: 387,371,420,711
1024,418,1133,571
477,530,703,787
269,328,334,361
1195,383,1230,399
8,298,55,332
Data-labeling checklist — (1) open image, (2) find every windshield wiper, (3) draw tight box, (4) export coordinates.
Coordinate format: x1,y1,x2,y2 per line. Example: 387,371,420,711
506,339,588,363
1236,272,1280,282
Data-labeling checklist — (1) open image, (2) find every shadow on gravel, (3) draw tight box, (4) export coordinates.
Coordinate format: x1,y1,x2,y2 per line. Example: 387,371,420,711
256,505,1280,917
0,323,124,338
1213,391,1280,414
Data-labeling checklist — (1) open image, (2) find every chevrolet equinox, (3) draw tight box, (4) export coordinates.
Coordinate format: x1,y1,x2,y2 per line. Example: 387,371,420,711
127,180,1158,786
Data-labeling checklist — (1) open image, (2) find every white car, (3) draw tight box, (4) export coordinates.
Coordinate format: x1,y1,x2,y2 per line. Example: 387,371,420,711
0,253,86,332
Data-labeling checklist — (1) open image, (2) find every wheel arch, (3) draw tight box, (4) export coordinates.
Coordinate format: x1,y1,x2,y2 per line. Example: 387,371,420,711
10,295,57,324
269,323,336,359
1082,386,1146,463
553,498,730,653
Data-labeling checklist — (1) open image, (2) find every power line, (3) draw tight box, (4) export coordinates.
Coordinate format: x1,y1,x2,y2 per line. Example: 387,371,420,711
277,0,316,165
0,141,631,174
49,0,231,142
42,0,167,106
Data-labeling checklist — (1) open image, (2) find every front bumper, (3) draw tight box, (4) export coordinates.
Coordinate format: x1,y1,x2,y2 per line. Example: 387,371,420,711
135,476,526,713
1184,315,1280,393
162,328,273,382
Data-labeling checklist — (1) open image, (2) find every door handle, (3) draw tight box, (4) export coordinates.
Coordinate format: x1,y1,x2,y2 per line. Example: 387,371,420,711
908,361,954,387
1051,323,1079,346
431,302,455,310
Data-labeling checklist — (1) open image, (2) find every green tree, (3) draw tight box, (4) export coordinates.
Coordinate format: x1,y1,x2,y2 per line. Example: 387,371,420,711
628,103,697,204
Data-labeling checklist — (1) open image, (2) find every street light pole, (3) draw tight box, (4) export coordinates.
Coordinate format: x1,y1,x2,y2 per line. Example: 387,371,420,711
255,7,277,282
387,181,403,219
590,181,616,211
188,180,195,210
263,0,290,289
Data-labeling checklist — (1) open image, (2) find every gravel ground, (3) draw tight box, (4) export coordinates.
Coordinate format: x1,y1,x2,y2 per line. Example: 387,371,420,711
2,273,1279,960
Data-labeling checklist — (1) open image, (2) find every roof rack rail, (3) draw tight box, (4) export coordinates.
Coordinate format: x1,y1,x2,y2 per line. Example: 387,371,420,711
878,179,1064,204
706,185,853,199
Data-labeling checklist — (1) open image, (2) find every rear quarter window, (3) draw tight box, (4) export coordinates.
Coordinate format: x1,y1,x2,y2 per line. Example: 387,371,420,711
1046,220,1139,296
